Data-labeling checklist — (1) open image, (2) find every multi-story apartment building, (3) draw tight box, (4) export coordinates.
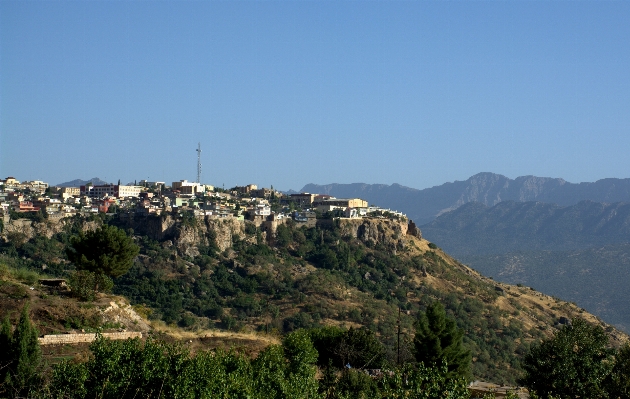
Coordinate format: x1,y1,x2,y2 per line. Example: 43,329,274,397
81,184,142,199
289,193,317,207
172,180,205,195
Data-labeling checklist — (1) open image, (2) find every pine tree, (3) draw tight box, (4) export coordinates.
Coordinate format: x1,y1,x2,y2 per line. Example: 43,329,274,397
2,304,42,397
0,316,13,384
66,224,139,279
413,301,471,380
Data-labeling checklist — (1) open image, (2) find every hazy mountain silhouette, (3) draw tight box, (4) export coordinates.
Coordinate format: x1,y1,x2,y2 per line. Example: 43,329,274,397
301,173,630,224
420,200,630,332
420,200,630,255
56,177,109,187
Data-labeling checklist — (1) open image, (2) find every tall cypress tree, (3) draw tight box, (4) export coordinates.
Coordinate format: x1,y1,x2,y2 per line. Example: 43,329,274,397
2,304,42,396
0,316,13,385
413,301,471,380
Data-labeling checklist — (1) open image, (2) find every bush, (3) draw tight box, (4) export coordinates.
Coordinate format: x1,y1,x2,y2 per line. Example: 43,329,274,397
68,271,113,301
520,318,614,399
12,268,40,286
283,312,316,332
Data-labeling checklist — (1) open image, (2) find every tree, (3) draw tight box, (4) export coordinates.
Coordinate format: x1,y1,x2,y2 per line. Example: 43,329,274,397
66,224,139,278
608,344,630,399
520,318,614,399
308,326,385,370
413,301,471,380
0,317,13,382
0,304,42,397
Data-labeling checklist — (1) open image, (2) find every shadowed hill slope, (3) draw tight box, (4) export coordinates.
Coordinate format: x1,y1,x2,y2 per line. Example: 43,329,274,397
420,200,630,332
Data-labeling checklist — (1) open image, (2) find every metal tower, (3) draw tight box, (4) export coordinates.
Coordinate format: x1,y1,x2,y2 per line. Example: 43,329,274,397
196,142,202,184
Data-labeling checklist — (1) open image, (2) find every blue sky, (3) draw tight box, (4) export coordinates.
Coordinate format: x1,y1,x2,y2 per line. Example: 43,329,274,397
1,1,629,191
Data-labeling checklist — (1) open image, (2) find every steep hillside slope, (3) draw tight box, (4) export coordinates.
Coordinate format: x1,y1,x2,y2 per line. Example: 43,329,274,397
420,201,630,332
302,173,630,224
1,214,627,385
421,200,630,255
460,244,630,332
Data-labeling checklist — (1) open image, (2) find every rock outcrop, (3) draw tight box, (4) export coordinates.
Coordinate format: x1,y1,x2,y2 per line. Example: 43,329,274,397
337,218,420,253
116,214,247,257
1,218,75,245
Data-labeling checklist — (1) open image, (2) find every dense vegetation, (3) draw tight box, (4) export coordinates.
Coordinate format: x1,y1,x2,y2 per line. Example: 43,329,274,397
0,214,609,385
520,318,630,399
0,320,477,399
2,302,629,398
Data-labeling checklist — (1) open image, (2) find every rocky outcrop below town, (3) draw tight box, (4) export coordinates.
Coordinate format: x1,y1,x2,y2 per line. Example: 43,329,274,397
115,214,247,257
0,217,99,246
336,218,421,254
116,214,422,257
1,214,422,259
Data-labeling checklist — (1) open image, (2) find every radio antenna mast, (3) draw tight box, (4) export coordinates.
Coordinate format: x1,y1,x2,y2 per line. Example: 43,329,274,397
196,142,202,184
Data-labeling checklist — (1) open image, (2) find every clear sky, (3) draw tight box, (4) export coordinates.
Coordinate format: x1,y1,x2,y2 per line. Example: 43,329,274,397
1,1,629,191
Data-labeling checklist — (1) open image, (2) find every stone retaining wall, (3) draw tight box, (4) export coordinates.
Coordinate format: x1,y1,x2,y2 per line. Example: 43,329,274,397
38,331,142,345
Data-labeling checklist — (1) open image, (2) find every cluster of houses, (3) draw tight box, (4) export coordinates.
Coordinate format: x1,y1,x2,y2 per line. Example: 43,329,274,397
0,176,407,224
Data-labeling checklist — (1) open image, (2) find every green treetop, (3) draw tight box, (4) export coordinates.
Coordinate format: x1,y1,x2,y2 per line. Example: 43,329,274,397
413,301,471,380
0,304,42,397
66,224,139,278
520,318,614,399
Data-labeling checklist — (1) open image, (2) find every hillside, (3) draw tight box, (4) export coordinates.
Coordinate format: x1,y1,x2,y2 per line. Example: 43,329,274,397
460,244,630,333
302,173,630,224
420,200,630,255
420,200,630,332
0,214,627,385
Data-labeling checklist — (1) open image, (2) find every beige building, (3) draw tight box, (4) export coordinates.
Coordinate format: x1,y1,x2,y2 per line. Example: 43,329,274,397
312,198,368,209
172,180,205,195
235,184,258,195
290,193,317,207
59,187,80,196
1,177,20,187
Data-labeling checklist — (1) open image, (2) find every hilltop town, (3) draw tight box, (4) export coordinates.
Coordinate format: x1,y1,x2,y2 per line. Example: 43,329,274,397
0,177,408,225
2,174,630,396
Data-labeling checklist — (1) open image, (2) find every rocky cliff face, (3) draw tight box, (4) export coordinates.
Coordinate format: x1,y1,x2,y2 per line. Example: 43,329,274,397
0,218,99,246
174,217,246,257
115,215,247,257
2,214,420,259
337,219,420,254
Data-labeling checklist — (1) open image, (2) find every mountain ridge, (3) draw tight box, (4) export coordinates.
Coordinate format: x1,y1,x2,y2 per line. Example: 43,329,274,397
301,173,630,224
419,200,630,332
56,177,110,187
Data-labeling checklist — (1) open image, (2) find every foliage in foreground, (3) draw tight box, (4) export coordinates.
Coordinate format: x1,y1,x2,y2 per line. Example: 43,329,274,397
43,333,474,399
0,304,42,398
520,318,629,399
0,314,475,399
414,302,471,380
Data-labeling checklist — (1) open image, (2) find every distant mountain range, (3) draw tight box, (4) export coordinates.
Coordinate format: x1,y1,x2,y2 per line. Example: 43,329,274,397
302,173,630,224
56,177,109,187
420,200,630,255
420,200,630,332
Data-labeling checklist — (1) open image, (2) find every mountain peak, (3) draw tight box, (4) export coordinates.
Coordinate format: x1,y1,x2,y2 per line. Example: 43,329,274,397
56,177,110,187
